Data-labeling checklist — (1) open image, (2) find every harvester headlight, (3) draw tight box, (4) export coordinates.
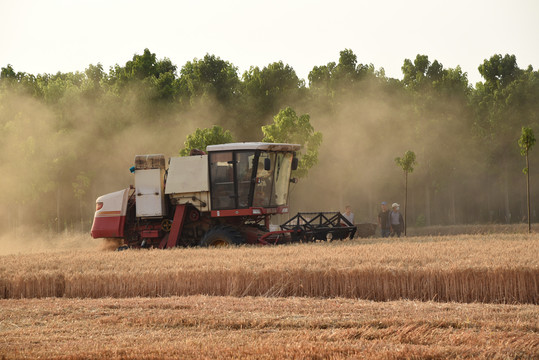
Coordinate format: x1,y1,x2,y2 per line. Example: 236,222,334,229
252,208,262,215
96,202,103,211
281,207,289,213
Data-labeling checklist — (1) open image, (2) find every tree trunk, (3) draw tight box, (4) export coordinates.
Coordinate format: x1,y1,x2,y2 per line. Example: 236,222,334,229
338,176,344,214
57,187,61,233
425,185,431,226
404,171,408,236
504,168,511,223
367,190,374,222
526,151,531,233
450,181,456,225
80,199,84,233
484,174,494,223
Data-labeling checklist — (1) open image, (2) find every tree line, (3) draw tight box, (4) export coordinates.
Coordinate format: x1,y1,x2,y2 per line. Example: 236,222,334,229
0,49,538,233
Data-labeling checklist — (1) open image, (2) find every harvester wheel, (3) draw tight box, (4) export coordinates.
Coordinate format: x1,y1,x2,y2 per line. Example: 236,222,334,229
161,219,172,232
188,208,200,222
200,226,245,247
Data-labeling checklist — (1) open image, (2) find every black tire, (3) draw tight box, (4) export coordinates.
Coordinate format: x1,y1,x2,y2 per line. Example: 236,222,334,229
200,225,245,247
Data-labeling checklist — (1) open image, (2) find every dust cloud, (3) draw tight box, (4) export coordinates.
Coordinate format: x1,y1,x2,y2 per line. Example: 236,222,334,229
0,88,228,253
288,80,502,226
0,70,533,254
0,229,97,255
290,88,413,222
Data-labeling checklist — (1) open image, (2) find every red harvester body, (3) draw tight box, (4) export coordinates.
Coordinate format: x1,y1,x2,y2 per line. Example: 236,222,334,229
91,142,356,248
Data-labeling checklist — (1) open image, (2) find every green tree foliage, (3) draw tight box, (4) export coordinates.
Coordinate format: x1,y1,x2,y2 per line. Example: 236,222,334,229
472,55,539,223
395,151,417,236
1,49,539,232
308,48,376,102
400,55,472,226
395,150,417,174
308,62,334,100
519,127,536,173
178,54,239,105
474,54,525,139
179,125,234,156
262,107,322,178
402,55,433,88
103,48,178,102
0,65,39,97
478,54,520,89
401,54,467,93
81,63,105,101
242,61,303,122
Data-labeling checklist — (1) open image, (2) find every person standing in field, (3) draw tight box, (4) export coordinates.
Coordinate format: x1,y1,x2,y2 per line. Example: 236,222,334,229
342,205,354,225
389,203,404,237
378,202,391,238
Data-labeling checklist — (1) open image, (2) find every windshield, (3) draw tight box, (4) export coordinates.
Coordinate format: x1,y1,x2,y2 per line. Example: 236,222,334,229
209,151,235,209
253,151,293,207
209,151,255,209
273,152,293,206
235,151,255,208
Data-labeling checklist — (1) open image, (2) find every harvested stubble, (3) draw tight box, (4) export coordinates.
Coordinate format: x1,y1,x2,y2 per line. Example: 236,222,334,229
0,233,538,303
1,296,538,359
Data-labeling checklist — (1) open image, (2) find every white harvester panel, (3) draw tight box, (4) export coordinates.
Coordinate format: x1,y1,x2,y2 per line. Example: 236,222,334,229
165,155,210,211
135,154,166,218
165,155,209,193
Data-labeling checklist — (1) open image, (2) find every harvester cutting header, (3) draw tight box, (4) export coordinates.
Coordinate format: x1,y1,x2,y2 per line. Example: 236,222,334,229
91,142,356,248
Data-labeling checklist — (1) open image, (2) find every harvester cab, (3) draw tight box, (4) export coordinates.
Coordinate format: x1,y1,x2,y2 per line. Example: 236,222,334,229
91,142,357,248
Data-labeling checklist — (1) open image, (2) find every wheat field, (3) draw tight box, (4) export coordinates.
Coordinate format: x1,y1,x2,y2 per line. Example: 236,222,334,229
1,233,538,359
1,233,538,303
1,296,538,359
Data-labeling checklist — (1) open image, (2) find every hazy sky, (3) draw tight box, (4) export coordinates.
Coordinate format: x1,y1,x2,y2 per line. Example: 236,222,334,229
2,0,538,86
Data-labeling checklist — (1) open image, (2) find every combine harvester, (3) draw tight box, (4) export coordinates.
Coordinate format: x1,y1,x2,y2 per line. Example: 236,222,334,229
91,142,357,248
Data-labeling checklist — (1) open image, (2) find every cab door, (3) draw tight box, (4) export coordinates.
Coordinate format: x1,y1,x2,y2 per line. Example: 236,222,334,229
209,151,255,210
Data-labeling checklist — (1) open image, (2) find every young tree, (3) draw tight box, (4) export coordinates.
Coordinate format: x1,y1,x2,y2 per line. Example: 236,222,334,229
179,125,234,156
261,107,322,178
395,150,417,235
518,127,536,233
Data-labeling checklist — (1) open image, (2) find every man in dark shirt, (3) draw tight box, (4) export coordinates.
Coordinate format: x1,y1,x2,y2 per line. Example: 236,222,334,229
378,202,390,238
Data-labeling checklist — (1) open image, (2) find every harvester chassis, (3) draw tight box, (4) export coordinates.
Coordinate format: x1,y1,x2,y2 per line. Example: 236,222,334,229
120,203,358,248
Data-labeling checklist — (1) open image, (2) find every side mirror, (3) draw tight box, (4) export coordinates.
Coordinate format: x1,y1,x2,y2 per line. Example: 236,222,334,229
291,157,299,171
264,158,271,171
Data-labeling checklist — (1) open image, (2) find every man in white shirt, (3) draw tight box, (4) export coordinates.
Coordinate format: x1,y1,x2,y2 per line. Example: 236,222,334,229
389,203,404,237
342,205,354,225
